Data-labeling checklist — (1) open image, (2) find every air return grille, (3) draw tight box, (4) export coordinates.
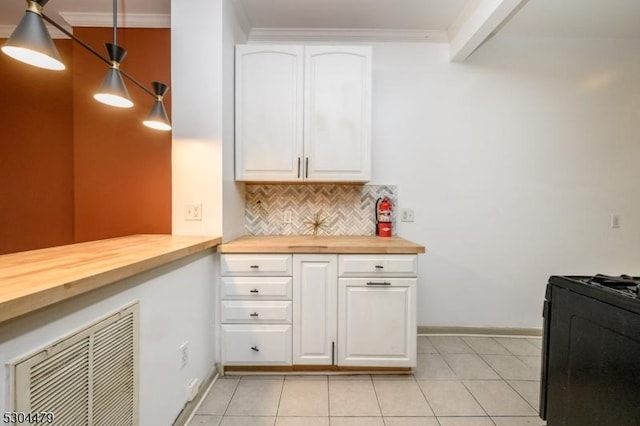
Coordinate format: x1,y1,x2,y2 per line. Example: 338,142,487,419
13,304,139,425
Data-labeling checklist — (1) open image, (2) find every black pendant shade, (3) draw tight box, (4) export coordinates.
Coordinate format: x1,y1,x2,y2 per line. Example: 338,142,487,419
94,43,134,108
143,82,172,131
1,0,65,71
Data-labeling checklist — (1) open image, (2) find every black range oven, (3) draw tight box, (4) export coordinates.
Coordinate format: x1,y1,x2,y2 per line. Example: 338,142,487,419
540,275,640,426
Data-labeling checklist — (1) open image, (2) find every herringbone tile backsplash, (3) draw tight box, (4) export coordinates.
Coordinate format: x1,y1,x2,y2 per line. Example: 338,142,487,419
245,184,398,236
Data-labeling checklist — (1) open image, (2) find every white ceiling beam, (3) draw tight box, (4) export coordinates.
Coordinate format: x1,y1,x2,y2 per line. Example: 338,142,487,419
448,0,526,62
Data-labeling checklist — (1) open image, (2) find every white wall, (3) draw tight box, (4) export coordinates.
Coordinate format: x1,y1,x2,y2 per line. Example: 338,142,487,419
172,0,246,242
222,0,248,242
171,0,224,236
370,35,640,328
0,251,216,425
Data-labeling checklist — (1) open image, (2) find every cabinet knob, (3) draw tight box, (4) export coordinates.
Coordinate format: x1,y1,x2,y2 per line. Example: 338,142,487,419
250,265,260,269
250,289,259,293
251,346,260,352
250,312,259,317
375,265,384,269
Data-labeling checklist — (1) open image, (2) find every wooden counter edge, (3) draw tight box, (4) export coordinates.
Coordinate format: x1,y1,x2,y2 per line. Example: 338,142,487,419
218,246,425,254
218,236,426,254
0,236,222,324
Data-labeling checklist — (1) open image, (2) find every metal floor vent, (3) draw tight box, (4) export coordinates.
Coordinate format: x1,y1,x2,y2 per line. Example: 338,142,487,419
12,304,139,425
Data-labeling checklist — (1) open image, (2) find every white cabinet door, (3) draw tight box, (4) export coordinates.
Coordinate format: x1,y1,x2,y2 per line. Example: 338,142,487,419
293,254,337,365
235,44,371,182
235,45,304,181
338,278,416,367
304,46,372,182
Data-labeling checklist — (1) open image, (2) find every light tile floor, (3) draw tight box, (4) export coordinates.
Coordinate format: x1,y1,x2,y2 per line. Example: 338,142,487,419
188,336,544,426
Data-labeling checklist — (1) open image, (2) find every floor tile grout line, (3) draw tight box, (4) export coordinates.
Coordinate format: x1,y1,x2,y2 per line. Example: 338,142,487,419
221,376,242,418
368,374,385,419
413,372,441,420
273,376,285,420
429,336,507,420
493,336,541,357
503,378,540,414
323,374,329,420
428,335,475,355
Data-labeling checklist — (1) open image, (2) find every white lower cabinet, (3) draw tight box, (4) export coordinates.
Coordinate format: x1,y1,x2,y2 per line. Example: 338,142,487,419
220,253,417,369
220,254,293,367
338,278,416,367
293,254,337,365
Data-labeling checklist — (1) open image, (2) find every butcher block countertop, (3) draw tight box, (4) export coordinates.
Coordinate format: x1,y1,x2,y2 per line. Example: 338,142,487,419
218,235,426,254
0,234,221,323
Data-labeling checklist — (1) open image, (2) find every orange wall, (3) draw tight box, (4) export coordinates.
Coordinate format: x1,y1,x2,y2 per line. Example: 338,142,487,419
0,39,75,254
73,28,171,242
0,28,171,254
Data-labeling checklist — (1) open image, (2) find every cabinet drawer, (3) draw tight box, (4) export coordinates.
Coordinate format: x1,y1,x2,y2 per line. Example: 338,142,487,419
222,324,292,365
221,276,292,299
221,301,292,323
221,254,293,276
339,255,417,277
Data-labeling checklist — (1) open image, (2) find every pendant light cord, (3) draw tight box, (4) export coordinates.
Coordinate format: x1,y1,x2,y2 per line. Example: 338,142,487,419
112,0,117,47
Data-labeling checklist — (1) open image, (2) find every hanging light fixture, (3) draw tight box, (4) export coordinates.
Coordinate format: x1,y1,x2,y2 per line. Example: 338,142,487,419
1,0,171,131
93,0,133,108
143,82,171,131
1,0,65,71
94,43,133,108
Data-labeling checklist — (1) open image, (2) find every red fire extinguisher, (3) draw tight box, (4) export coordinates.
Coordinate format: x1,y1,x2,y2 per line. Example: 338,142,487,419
376,197,393,237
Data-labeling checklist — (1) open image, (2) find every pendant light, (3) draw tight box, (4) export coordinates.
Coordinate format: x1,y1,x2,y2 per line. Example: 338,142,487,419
93,0,133,108
1,0,65,71
143,82,172,131
2,0,171,131
94,43,133,108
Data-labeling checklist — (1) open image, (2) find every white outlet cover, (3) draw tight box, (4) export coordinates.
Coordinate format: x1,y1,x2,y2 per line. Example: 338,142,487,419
185,203,202,221
179,341,189,369
401,209,415,222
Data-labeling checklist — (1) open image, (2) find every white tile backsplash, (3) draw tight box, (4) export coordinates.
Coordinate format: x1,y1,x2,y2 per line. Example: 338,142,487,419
245,184,398,236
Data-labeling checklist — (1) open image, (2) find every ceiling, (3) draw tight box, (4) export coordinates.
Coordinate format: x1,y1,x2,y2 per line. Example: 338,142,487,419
1,0,639,40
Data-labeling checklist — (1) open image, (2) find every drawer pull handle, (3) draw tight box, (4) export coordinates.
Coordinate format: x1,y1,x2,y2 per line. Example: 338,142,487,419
250,289,259,293
250,265,260,269
367,281,391,286
251,346,260,352
375,265,384,269
250,312,259,317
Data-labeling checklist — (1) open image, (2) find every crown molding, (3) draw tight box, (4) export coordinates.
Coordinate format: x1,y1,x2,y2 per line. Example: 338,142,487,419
248,28,449,43
0,24,72,39
58,12,170,28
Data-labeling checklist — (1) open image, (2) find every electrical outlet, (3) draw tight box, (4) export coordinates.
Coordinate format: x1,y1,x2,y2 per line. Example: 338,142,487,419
283,209,292,224
185,203,202,221
611,214,620,228
401,208,415,222
179,341,189,370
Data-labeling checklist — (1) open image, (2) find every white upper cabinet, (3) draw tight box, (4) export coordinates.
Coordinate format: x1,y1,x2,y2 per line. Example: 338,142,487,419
304,46,371,182
235,45,304,181
235,45,372,182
